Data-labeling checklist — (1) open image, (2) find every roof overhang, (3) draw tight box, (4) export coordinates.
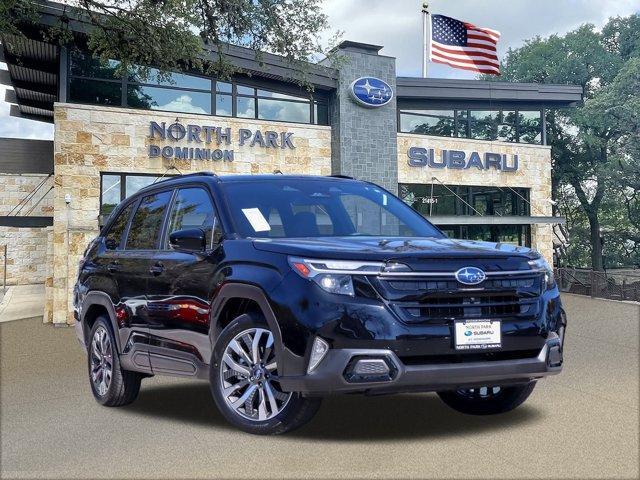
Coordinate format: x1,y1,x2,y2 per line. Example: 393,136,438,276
1,34,59,123
0,0,337,122
396,77,583,109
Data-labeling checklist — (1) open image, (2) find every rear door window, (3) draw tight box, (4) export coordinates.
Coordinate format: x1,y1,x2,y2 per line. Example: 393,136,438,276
104,203,133,250
125,191,173,250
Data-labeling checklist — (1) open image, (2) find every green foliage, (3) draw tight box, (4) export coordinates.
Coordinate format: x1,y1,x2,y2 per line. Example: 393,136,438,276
485,15,640,269
2,0,334,88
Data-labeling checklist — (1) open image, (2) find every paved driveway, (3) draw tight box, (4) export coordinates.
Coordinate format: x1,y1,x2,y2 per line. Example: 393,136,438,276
1,294,638,479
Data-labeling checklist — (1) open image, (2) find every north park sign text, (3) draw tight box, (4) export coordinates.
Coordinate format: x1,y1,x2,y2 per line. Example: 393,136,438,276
148,121,295,162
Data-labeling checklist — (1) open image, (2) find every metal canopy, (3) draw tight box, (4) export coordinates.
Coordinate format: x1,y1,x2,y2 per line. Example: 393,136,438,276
1,34,59,123
429,215,566,226
396,77,583,109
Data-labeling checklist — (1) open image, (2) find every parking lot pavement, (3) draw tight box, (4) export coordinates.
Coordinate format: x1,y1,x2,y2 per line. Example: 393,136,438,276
1,294,638,479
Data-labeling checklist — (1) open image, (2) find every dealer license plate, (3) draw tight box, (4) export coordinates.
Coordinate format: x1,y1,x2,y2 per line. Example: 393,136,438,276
454,320,501,350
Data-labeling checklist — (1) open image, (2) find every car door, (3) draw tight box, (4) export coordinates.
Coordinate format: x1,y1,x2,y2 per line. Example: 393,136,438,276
116,189,174,370
146,185,223,374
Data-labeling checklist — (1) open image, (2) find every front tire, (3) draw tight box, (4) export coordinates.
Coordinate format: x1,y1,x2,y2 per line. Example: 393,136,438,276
210,313,321,435
87,315,141,407
437,382,536,415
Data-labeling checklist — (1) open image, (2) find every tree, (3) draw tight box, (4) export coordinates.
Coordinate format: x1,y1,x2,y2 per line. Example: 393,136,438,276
487,16,640,270
1,0,333,86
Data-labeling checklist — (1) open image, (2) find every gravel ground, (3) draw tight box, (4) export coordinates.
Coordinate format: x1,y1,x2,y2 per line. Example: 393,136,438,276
1,293,638,479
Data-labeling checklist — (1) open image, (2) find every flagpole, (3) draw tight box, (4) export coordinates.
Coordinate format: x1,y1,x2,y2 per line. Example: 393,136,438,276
422,2,430,77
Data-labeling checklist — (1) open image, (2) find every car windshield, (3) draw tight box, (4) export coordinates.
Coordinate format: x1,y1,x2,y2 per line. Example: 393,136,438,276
220,178,444,239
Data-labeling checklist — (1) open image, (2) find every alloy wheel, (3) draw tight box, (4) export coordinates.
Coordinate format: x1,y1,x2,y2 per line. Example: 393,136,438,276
220,327,292,421
90,326,113,396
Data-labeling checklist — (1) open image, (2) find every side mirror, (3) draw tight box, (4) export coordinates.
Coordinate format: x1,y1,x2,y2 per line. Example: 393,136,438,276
169,228,206,252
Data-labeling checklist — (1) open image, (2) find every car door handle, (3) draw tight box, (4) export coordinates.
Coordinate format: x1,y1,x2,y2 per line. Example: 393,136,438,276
149,262,165,276
107,261,120,273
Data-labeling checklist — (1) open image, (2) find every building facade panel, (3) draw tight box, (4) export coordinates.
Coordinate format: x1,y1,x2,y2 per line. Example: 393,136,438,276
49,103,332,323
397,133,553,262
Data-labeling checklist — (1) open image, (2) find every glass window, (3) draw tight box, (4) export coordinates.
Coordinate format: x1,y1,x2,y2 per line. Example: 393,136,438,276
69,78,122,106
236,96,255,118
104,203,133,250
455,110,469,137
220,178,443,239
216,81,232,93
237,85,255,95
256,89,306,101
127,85,211,114
400,184,530,218
314,102,329,125
125,175,160,199
125,191,173,250
70,49,121,79
258,98,310,123
400,110,455,136
101,174,121,216
497,111,517,142
166,188,217,246
518,111,542,144
470,110,498,140
128,66,210,90
215,93,232,116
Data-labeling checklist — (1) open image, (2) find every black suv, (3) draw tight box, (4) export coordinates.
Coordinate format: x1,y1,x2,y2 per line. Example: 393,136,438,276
74,173,566,434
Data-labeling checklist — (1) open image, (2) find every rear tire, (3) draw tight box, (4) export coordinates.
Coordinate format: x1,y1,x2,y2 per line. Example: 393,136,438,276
210,312,321,435
437,381,536,415
87,315,141,407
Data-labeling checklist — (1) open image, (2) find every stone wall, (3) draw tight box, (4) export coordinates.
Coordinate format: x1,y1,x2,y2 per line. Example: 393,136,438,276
0,174,53,286
324,47,398,194
397,134,554,263
49,103,332,324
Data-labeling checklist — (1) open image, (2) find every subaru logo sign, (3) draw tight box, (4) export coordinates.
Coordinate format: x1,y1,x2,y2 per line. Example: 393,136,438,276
349,77,393,107
455,267,486,285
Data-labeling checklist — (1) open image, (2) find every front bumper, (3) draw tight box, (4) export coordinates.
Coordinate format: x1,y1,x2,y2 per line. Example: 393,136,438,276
278,332,563,395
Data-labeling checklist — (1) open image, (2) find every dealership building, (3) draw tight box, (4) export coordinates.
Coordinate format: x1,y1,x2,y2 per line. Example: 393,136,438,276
0,1,582,325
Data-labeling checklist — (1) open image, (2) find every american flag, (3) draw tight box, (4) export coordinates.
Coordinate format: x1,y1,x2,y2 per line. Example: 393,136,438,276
429,14,501,75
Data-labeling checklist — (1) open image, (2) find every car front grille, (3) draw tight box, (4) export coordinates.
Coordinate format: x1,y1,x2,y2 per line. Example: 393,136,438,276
370,272,543,324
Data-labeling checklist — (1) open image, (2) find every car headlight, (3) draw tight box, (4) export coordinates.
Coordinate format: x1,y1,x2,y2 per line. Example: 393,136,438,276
528,257,555,289
288,257,384,296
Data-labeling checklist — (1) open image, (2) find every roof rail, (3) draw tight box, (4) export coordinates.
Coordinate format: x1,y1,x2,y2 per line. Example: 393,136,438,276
328,174,355,180
152,171,218,185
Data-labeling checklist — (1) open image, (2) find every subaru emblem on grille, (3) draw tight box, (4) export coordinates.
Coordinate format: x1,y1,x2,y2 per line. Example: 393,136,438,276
455,267,486,285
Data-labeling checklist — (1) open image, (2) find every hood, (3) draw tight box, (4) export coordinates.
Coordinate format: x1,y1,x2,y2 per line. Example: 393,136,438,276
252,237,538,272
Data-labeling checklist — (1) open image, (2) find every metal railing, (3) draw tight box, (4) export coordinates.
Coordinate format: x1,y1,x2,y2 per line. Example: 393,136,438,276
555,267,640,302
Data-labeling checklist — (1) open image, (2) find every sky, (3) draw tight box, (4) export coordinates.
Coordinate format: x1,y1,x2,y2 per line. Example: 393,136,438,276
1,0,639,140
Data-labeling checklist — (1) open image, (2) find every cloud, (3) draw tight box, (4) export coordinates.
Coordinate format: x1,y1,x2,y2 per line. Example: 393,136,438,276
321,0,640,78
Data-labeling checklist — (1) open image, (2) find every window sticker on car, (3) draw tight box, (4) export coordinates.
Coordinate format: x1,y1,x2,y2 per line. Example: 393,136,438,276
242,208,271,232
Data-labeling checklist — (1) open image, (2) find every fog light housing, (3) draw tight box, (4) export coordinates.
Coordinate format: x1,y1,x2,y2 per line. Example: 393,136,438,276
344,355,398,383
307,337,329,373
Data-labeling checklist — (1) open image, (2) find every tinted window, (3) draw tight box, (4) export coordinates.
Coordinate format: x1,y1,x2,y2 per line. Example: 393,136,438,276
125,191,172,250
400,110,455,136
125,175,160,198
221,179,443,239
127,86,211,114
128,67,211,90
258,98,310,123
166,188,217,246
101,174,121,216
104,203,133,250
69,78,122,106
